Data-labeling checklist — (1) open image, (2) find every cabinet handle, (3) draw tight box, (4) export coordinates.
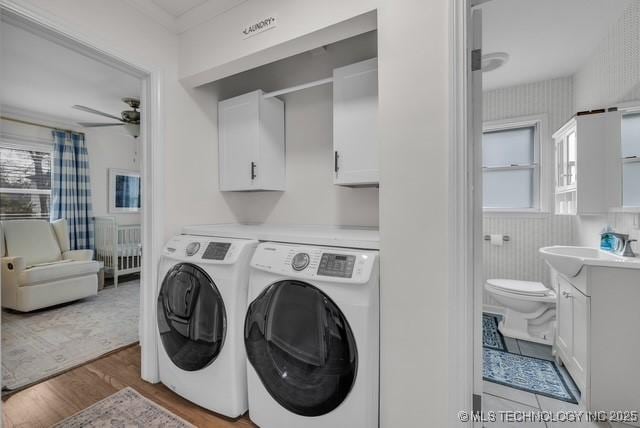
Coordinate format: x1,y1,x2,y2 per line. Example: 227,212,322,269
561,290,573,299
251,161,256,180
334,151,339,173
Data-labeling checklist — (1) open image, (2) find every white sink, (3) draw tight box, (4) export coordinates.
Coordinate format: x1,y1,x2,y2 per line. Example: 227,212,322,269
539,246,640,277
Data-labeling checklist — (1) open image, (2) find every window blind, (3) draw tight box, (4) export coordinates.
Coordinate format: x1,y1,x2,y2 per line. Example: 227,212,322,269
0,145,52,220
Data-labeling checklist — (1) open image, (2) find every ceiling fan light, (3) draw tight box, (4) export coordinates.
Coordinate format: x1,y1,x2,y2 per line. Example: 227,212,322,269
124,123,140,139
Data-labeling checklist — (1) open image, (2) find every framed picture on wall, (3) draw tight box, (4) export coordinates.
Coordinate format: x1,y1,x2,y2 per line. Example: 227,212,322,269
109,169,141,213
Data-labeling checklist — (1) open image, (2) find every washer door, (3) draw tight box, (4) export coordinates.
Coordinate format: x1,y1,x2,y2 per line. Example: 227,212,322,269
157,263,226,371
244,280,357,417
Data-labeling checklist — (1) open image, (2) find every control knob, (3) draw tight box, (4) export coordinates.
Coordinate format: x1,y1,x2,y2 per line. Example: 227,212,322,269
291,253,310,271
185,242,200,256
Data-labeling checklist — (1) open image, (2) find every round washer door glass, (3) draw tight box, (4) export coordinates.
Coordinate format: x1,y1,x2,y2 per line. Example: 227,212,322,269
244,280,357,417
157,263,226,371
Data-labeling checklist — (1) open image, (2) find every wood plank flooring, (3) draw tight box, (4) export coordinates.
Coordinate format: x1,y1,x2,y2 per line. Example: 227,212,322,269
2,345,257,428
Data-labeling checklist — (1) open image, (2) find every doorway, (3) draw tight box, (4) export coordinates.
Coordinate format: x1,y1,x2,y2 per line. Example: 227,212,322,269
0,3,164,389
462,0,640,424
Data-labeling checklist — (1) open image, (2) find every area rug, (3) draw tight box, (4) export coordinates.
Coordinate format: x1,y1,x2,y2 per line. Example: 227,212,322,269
52,387,194,427
2,281,140,391
482,314,506,351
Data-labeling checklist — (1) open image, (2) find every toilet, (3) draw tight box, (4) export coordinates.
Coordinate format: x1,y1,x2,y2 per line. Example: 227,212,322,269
484,279,556,345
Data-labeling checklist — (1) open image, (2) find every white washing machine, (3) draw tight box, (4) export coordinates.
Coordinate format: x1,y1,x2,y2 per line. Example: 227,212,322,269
157,234,257,417
244,242,379,428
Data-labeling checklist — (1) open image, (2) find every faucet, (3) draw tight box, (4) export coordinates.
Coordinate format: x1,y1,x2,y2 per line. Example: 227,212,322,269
622,239,637,258
609,233,637,257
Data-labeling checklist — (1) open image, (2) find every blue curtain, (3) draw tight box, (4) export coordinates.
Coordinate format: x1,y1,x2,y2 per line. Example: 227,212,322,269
50,130,94,250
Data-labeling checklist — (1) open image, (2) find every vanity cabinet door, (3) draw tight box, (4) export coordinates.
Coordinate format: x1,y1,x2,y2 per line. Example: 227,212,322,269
571,288,588,386
556,278,573,358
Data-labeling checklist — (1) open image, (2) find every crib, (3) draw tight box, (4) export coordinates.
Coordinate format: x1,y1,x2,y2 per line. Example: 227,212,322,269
94,216,142,287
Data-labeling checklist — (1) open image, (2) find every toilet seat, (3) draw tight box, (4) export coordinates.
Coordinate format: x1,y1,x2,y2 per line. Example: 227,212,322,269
486,279,552,297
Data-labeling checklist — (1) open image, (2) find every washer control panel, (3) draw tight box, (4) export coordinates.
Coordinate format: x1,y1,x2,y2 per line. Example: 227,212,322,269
291,253,310,271
163,234,257,264
252,243,378,284
317,253,356,278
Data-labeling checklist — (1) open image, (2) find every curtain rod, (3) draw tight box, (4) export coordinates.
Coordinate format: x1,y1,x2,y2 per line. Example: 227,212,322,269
0,115,83,135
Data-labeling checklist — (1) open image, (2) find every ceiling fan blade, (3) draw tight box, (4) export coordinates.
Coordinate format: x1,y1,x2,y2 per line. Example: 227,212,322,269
72,105,123,121
78,122,125,127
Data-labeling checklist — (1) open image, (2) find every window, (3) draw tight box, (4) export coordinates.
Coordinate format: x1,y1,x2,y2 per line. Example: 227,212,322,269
622,113,640,208
482,124,539,210
0,144,52,220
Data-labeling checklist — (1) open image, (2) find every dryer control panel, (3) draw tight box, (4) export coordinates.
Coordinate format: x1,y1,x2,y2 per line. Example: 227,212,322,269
251,242,378,284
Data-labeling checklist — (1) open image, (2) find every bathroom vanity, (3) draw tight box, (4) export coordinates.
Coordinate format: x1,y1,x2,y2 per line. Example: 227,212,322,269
540,246,640,423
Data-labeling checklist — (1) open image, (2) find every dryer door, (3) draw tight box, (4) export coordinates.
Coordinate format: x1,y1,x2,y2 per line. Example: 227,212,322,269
245,280,357,417
157,263,226,371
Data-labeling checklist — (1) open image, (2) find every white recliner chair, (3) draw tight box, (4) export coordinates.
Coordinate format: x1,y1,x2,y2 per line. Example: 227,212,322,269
1,219,99,312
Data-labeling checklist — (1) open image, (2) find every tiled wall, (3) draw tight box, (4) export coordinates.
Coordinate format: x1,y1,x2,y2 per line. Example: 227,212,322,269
482,77,575,307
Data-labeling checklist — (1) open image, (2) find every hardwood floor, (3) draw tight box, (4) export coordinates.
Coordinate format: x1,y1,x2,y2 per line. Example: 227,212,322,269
2,345,257,428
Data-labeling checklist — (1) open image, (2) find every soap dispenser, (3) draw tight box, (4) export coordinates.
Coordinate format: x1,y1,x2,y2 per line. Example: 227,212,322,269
600,225,616,252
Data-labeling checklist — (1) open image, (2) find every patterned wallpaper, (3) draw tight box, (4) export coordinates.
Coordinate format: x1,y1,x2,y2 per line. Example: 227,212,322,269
572,1,640,253
482,77,575,306
574,1,640,110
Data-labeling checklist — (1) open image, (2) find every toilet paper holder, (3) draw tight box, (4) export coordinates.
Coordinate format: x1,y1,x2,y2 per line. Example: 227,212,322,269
483,234,510,242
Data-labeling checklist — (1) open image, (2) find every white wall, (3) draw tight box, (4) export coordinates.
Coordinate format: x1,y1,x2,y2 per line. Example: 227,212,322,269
377,1,449,426
85,127,141,225
178,0,377,85
572,1,640,252
482,77,575,307
197,31,379,226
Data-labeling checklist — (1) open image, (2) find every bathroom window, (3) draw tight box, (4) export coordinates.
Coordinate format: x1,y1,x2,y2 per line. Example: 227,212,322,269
622,113,640,208
482,122,540,211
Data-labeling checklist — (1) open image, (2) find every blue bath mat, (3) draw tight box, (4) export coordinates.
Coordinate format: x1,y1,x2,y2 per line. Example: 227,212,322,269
482,314,506,351
483,348,578,404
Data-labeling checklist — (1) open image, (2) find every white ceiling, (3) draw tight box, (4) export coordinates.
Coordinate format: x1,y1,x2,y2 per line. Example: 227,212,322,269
0,21,141,127
481,0,633,90
151,0,209,17
126,0,247,33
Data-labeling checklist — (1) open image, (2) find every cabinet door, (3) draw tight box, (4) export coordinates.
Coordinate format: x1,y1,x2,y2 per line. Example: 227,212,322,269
219,91,260,191
333,58,378,186
571,288,588,385
556,277,573,359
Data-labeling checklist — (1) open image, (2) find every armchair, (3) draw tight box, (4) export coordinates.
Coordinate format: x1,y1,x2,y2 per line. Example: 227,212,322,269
1,219,99,312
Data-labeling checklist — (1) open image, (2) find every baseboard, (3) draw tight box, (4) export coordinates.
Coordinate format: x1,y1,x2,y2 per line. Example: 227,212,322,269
483,304,505,316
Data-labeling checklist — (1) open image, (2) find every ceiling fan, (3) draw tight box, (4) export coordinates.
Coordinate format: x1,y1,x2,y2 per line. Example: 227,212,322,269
73,97,140,138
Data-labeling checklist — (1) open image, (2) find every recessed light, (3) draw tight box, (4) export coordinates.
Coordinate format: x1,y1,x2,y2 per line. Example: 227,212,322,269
482,52,509,72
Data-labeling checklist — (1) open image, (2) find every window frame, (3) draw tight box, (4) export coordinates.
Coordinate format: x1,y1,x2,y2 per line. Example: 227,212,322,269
616,102,640,212
0,137,54,220
482,115,547,214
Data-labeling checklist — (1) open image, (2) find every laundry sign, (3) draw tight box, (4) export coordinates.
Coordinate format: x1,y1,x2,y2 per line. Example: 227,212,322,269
242,15,277,39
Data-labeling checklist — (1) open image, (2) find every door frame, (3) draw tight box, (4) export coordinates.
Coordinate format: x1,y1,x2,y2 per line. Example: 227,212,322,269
449,0,483,423
0,0,165,383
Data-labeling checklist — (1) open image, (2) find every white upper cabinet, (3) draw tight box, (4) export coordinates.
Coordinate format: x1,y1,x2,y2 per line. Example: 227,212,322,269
218,90,285,191
553,111,622,215
333,58,378,186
